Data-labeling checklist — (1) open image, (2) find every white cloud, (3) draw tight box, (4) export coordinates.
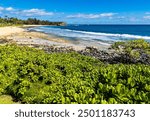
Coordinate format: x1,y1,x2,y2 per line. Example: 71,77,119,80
5,7,15,11
67,13,117,19
0,6,15,11
0,6,4,11
21,9,54,16
0,6,54,17
100,13,117,17
67,14,100,19
143,16,150,19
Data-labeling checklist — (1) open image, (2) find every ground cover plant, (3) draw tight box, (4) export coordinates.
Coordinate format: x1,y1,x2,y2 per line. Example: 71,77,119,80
0,40,149,104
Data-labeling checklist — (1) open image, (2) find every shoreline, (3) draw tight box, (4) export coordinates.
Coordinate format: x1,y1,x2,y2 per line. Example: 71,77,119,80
0,26,110,51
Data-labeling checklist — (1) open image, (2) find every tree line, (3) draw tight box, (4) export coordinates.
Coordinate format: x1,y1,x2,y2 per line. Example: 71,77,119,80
0,16,66,26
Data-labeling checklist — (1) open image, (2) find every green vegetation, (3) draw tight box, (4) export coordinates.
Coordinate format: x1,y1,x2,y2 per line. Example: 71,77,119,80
0,95,17,104
111,39,150,59
0,16,66,27
111,39,150,50
0,43,149,104
111,39,149,52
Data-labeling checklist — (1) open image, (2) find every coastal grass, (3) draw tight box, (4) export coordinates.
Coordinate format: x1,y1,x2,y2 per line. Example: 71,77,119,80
0,41,149,104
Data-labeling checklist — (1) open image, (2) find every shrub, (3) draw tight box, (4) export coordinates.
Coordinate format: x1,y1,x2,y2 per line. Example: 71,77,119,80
0,44,149,104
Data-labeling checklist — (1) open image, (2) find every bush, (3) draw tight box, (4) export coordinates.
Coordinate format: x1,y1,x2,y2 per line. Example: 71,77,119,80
0,44,149,104
111,40,150,63
111,40,150,50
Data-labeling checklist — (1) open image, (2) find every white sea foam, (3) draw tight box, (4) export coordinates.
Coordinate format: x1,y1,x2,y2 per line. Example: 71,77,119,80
29,27,150,43
65,29,150,40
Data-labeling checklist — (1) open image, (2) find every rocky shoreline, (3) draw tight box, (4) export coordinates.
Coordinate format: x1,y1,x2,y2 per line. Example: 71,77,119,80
1,37,149,65
41,45,150,65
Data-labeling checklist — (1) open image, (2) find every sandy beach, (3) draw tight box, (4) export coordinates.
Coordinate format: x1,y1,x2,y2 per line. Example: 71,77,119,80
0,26,110,50
0,26,24,36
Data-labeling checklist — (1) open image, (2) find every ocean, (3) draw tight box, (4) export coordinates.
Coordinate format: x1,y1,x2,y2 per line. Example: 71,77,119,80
28,25,150,47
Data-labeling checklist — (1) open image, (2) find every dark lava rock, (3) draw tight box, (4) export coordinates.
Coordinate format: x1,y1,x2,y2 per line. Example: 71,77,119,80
43,46,75,53
42,46,150,65
79,47,150,65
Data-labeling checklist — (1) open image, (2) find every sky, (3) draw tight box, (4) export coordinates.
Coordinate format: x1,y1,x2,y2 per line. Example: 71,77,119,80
0,0,150,24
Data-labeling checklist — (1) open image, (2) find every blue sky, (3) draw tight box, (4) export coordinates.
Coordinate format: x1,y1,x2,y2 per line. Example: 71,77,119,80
0,0,150,24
